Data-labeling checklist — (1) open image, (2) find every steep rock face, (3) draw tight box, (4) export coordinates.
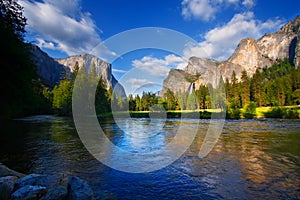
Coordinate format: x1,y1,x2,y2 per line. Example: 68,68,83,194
28,44,69,86
56,54,126,96
161,57,219,95
294,29,300,68
162,69,190,95
227,38,273,77
257,16,300,65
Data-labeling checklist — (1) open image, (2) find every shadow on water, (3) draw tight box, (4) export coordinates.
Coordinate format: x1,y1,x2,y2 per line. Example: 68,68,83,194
0,116,299,199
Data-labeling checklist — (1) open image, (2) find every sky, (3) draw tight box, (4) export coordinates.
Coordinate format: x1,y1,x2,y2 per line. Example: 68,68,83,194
19,0,300,95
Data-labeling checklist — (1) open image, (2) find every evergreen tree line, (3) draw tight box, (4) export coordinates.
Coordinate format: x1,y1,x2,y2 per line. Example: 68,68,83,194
225,58,300,109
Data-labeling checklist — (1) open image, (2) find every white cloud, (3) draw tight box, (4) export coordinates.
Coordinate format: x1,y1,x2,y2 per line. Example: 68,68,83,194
242,0,255,8
132,54,187,77
181,0,217,21
181,0,257,21
183,12,284,61
112,68,127,73
20,0,110,57
126,78,154,90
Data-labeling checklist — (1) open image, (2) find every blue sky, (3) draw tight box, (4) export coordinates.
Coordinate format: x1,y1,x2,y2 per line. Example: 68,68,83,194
20,0,300,95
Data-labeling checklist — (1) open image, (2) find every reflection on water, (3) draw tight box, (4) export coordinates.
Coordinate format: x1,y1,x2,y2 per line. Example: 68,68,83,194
0,116,299,199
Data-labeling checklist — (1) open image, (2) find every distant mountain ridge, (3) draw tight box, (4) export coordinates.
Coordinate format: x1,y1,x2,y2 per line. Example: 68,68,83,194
28,44,126,96
162,16,300,95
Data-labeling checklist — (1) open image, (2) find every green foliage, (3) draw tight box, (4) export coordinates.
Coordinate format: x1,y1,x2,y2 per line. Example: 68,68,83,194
164,89,177,110
184,73,201,83
95,76,110,113
243,102,257,119
186,92,197,110
52,79,73,115
195,84,209,109
240,70,250,107
293,89,300,104
226,101,241,119
263,107,299,119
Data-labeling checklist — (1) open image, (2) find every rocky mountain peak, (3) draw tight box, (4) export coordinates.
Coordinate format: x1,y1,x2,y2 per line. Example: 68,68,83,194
279,15,300,34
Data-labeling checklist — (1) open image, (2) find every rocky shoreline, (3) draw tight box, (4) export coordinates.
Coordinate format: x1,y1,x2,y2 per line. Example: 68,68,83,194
0,162,94,200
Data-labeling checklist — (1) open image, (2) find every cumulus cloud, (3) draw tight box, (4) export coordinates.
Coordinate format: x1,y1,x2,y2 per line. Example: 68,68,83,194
181,0,256,21
181,0,217,21
242,0,255,8
132,54,187,77
20,0,110,56
126,78,154,90
183,12,284,61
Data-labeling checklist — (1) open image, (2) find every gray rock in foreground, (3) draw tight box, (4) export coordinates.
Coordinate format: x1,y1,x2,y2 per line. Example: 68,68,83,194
0,176,18,200
14,174,58,191
40,186,68,200
11,185,47,200
68,176,93,200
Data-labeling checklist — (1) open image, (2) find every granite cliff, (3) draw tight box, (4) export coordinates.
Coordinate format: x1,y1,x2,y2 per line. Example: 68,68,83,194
29,44,126,96
162,16,300,95
56,54,126,96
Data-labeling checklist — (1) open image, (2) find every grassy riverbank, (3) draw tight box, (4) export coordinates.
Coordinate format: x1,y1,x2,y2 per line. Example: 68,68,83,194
97,106,300,119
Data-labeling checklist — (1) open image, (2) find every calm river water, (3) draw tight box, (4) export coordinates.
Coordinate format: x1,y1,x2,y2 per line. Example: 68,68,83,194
0,115,299,199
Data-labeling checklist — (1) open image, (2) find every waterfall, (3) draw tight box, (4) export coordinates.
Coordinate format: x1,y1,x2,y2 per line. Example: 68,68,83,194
188,82,195,94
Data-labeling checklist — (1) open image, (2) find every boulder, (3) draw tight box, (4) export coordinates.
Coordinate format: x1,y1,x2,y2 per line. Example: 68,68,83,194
14,174,58,191
0,176,18,200
11,185,47,200
40,186,68,200
67,176,93,200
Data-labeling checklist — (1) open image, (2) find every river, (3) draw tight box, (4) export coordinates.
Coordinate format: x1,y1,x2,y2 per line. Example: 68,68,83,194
0,115,299,199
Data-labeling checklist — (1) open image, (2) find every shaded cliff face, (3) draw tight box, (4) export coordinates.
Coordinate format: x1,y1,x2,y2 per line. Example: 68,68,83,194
162,16,300,95
28,44,70,86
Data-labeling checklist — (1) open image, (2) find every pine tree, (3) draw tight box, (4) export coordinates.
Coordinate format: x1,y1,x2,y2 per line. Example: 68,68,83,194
52,78,73,115
128,94,136,111
186,92,197,110
231,71,240,107
251,69,264,107
240,70,250,107
164,89,176,110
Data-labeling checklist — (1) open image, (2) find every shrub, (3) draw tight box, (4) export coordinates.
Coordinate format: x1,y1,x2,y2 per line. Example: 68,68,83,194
243,102,257,119
263,107,299,119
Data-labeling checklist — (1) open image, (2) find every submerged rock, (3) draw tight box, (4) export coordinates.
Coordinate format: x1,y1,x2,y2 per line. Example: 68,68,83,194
11,185,47,200
68,176,93,200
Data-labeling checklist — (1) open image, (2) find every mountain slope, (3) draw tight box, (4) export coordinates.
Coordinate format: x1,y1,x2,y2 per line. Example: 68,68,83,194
162,16,300,95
